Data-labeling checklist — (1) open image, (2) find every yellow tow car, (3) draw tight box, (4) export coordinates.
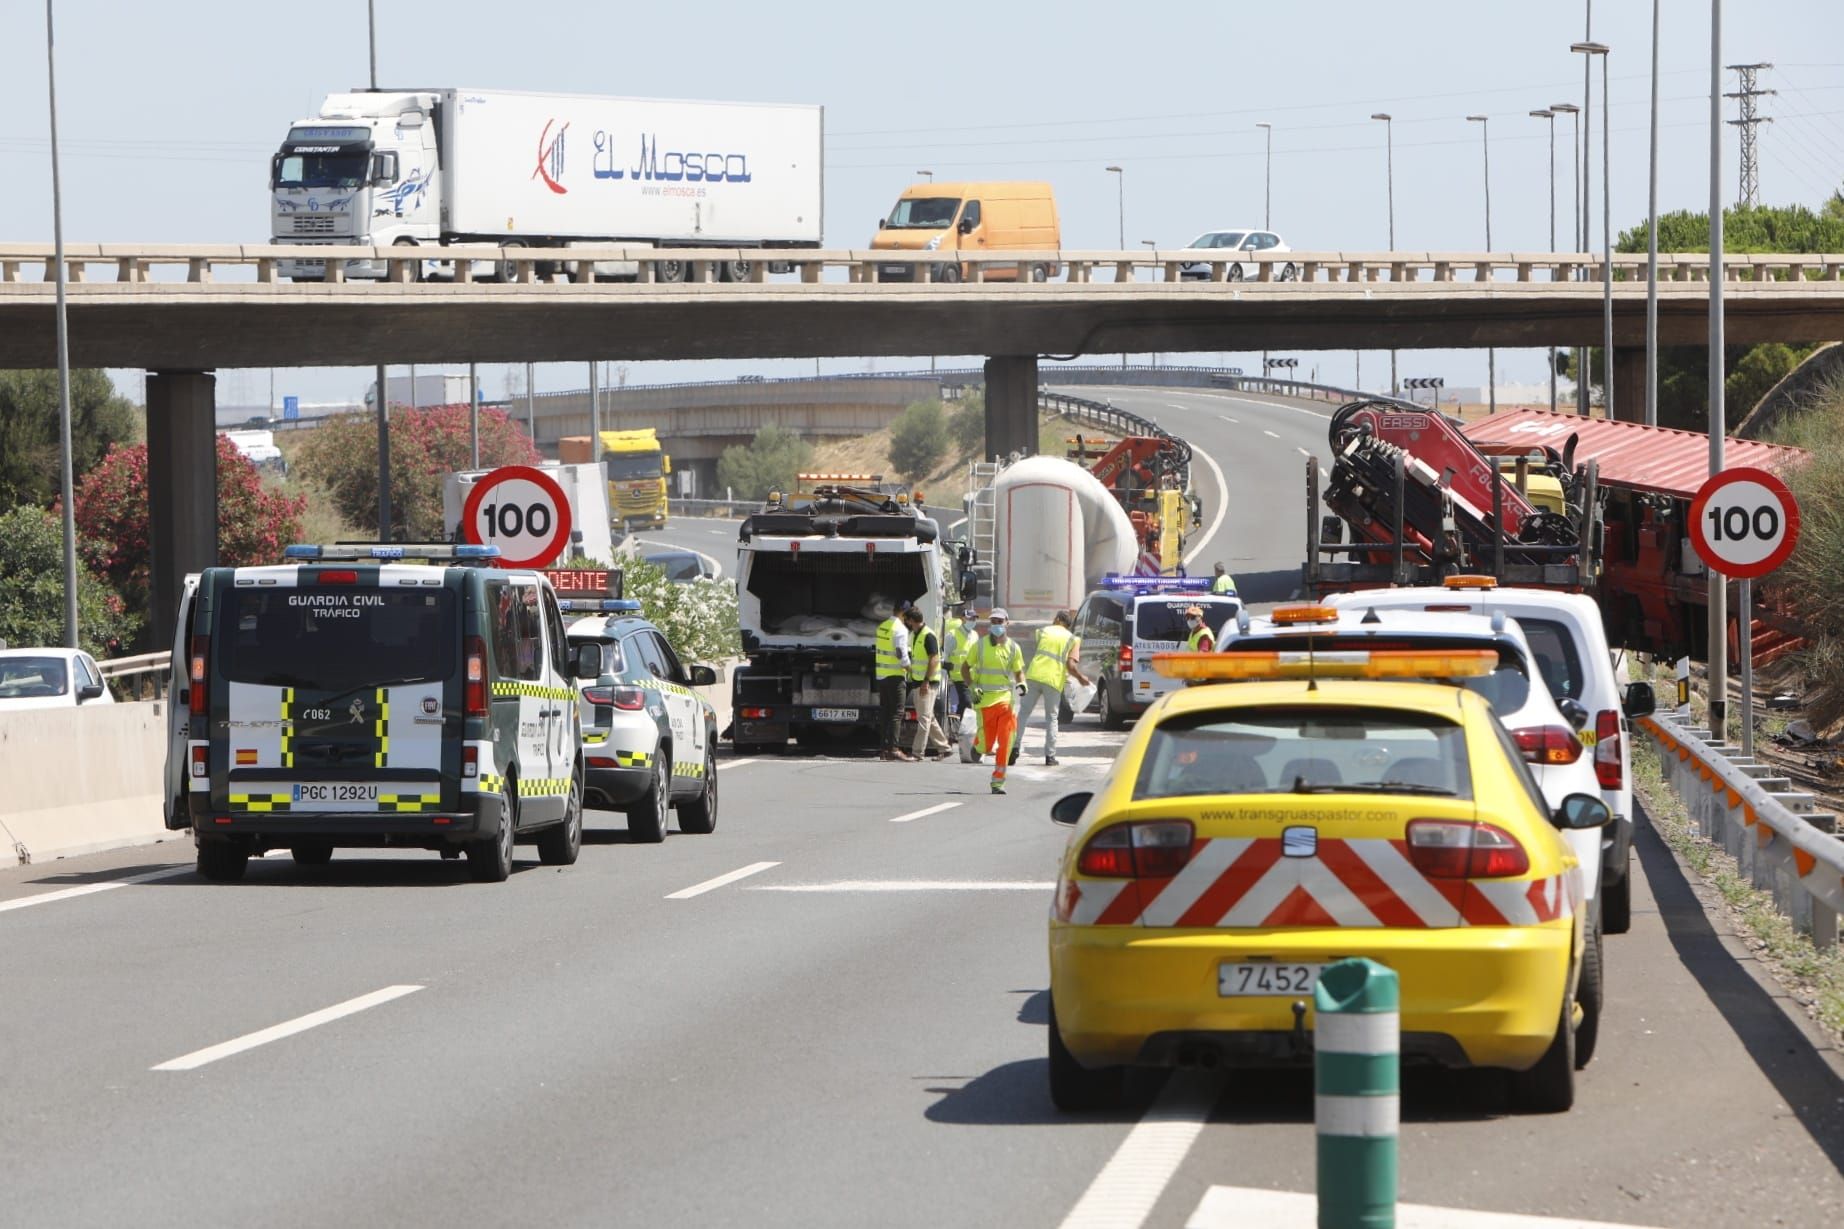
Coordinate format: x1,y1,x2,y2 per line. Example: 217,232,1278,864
1046,649,1609,1113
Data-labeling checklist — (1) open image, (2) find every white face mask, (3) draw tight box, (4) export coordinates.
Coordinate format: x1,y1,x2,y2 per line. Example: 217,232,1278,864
989,624,1007,639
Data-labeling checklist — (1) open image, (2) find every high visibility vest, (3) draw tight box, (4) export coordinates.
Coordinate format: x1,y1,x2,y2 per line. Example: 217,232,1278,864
1212,573,1237,595
1186,625,1215,653
945,626,968,671
907,627,941,684
874,618,905,680
968,636,1024,708
1025,624,1076,692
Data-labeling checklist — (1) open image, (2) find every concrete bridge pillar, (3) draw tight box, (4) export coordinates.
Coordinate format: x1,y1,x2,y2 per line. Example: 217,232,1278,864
1610,347,1647,424
146,371,218,650
983,355,1039,460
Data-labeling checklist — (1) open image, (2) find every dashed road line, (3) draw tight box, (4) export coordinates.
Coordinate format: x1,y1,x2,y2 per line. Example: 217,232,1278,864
1295,447,1312,458
889,802,962,824
752,880,1054,892
1263,429,1280,439
1059,1074,1222,1229
152,985,424,1071
0,866,193,914
666,860,781,899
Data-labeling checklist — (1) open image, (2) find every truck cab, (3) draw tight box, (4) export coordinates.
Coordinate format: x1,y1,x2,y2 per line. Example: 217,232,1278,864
599,429,672,531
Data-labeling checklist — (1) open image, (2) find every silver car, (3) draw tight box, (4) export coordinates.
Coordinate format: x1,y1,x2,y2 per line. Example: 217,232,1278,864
1178,229,1296,282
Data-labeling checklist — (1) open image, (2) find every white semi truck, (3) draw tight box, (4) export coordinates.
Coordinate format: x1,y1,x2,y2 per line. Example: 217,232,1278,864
269,88,824,282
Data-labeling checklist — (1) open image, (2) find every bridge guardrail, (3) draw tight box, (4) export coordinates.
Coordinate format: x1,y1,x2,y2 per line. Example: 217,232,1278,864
6,245,1842,288
1039,389,1194,490
99,650,171,701
1641,711,1842,949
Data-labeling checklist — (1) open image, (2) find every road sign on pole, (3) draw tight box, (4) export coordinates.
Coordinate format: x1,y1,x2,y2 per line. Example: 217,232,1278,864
1688,466,1799,580
460,465,574,569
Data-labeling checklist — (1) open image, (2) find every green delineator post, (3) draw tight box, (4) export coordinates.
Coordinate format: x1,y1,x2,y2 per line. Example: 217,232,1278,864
1314,957,1400,1229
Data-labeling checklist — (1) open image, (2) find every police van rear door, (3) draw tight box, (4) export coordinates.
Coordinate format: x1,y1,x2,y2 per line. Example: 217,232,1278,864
214,565,455,813
1134,597,1239,702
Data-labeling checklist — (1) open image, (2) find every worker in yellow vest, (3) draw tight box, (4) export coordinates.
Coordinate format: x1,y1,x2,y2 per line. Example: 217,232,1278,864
1184,604,1216,653
944,606,977,726
1211,562,1238,595
875,602,914,761
1016,610,1090,766
961,608,1025,793
903,606,951,760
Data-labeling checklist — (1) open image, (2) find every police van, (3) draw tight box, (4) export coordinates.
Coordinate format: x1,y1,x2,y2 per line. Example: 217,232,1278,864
1072,575,1242,729
166,543,585,883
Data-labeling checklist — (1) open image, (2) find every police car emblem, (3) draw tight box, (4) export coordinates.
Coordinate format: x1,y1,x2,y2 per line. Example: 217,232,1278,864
1282,826,1317,858
348,698,366,726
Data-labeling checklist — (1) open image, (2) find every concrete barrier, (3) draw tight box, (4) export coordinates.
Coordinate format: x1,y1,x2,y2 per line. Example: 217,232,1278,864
0,701,176,866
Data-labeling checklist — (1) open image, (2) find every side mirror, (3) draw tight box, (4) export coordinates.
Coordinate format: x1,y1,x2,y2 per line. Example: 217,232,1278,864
958,216,975,235
1622,681,1656,719
78,682,106,703
1050,792,1093,826
877,217,887,229
572,642,603,680
688,664,719,687
1553,792,1611,831
1557,696,1590,731
959,569,980,598
1320,515,1345,545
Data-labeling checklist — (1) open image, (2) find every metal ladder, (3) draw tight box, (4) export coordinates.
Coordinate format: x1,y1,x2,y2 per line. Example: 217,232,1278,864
966,459,1002,603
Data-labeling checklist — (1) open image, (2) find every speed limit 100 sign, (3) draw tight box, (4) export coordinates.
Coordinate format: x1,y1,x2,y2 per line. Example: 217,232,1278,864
1688,466,1800,580
461,465,573,569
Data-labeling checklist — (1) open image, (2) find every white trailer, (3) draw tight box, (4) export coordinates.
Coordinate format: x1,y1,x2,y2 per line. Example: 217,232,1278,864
270,88,823,281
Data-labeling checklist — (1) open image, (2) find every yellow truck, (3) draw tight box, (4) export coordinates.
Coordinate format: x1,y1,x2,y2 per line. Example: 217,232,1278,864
565,429,671,531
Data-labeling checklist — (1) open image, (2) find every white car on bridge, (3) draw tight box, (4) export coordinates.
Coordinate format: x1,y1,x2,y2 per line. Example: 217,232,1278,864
1178,229,1295,282
0,648,114,711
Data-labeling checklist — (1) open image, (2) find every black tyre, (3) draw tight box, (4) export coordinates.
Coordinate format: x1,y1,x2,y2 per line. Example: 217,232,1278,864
467,784,517,882
627,752,670,843
1099,683,1127,731
1509,981,1576,1113
291,842,334,867
677,745,719,835
1602,853,1633,935
1226,263,1245,283
197,840,249,883
392,239,423,283
1278,262,1298,282
1575,906,1604,1069
935,263,963,284
718,259,753,283
655,258,688,284
1048,999,1125,1112
1030,262,1048,282
537,768,583,866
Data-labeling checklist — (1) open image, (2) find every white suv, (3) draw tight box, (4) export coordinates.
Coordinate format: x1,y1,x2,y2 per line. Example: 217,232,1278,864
1215,603,1612,1067
1177,229,1296,281
1327,582,1656,935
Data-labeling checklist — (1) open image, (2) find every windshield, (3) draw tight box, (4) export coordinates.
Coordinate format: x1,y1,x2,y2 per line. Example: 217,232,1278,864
1189,231,1246,250
217,587,456,692
273,152,368,190
1136,599,1237,643
1134,705,1473,799
606,453,663,481
1226,633,1532,715
886,197,962,229
0,656,69,698
647,553,705,582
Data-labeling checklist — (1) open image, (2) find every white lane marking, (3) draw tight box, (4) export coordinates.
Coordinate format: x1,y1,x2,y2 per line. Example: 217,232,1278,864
949,516,968,532
1059,1075,1221,1229
715,759,760,773
1263,429,1280,439
0,866,193,914
1295,447,1312,458
889,802,961,824
753,880,1054,892
1183,443,1231,569
1220,415,1239,424
1186,1187,1672,1229
151,985,423,1072
666,860,780,899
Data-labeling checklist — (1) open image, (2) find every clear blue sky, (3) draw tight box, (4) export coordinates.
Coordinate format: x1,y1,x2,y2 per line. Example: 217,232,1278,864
2,0,1841,407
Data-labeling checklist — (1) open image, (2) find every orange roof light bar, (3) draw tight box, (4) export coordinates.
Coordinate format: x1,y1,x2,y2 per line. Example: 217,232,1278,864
1151,649,1499,682
1269,604,1340,625
1443,575,1498,590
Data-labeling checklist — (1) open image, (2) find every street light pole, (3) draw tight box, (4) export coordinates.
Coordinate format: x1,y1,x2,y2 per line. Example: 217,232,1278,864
1552,102,1583,413
1371,114,1396,395
917,169,933,182
368,0,378,88
1646,0,1662,426
1468,115,1495,416
1107,165,1126,368
44,0,78,647
1533,109,1559,414
1256,122,1272,229
1708,0,1728,738
1575,40,1613,419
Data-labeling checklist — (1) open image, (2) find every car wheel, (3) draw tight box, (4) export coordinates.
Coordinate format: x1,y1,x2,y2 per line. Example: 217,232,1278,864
291,842,334,867
1226,264,1245,283
392,238,423,283
1277,262,1298,282
1602,853,1632,935
537,768,583,866
1048,999,1125,1111
1030,262,1048,282
935,263,963,284
1574,907,1604,1069
1509,979,1575,1113
655,258,688,284
196,840,249,883
677,744,719,835
718,259,753,283
467,783,517,882
1100,684,1127,731
627,752,670,843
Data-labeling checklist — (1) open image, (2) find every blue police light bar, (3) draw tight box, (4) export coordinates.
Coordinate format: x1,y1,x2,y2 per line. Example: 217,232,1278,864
559,599,643,614
284,543,502,561
1098,573,1213,593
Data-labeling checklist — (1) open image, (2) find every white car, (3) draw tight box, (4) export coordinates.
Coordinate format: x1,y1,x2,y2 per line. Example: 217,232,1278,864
1215,602,1611,1067
1326,581,1656,935
0,648,114,711
1178,228,1295,282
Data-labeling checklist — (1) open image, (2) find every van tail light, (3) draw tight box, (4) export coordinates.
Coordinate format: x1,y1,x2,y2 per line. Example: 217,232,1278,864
190,744,208,778
1118,644,1134,672
465,637,488,717
1594,709,1622,790
188,636,208,716
1406,820,1529,879
462,745,478,778
1511,724,1583,765
1077,820,1195,879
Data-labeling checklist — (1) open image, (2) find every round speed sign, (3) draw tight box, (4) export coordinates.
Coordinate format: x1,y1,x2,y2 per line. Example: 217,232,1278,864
1688,466,1800,580
461,465,573,569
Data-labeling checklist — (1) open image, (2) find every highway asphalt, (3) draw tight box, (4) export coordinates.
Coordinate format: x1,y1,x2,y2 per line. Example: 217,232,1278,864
3,389,1841,1227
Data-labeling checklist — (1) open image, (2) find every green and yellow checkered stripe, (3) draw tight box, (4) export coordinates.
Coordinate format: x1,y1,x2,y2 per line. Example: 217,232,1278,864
230,792,292,812
583,731,609,745
279,688,295,769
635,678,696,700
491,680,578,701
476,773,570,799
679,757,707,780
378,792,439,813
373,687,391,767
613,749,650,769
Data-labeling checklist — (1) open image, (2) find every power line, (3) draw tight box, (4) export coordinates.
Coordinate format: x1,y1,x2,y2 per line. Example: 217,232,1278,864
1726,62,1775,207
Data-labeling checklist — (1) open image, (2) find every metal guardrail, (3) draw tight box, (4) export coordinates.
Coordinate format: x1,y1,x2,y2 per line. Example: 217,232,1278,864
1039,390,1194,492
1642,710,1842,949
98,650,171,701
5,245,1842,288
